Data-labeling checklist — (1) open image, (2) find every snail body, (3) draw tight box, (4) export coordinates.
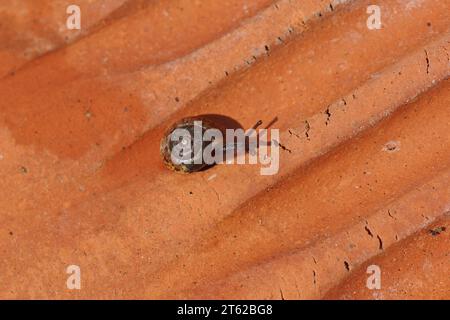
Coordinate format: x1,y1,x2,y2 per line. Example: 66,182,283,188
161,117,262,173
160,117,222,173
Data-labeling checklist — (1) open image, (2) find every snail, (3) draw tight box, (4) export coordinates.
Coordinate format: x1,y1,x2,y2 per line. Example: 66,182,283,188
160,117,262,173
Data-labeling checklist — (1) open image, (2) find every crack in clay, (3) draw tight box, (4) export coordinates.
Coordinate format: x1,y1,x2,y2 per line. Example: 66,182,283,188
325,107,332,125
424,49,430,74
272,139,292,153
344,260,350,271
377,235,383,250
388,209,396,220
364,225,374,237
211,187,220,202
288,129,300,139
304,120,311,139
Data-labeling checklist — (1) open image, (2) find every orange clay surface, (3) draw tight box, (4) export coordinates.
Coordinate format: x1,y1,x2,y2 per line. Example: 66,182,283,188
0,0,448,299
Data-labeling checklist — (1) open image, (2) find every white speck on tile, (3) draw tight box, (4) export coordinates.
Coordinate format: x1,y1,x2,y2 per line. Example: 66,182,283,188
382,140,401,153
405,0,425,11
207,174,217,181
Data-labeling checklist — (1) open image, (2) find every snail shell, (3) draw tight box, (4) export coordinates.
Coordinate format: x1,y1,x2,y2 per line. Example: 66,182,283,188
160,117,224,173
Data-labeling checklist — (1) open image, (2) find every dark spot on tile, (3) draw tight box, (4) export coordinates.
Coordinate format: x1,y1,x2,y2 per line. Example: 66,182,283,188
429,226,446,236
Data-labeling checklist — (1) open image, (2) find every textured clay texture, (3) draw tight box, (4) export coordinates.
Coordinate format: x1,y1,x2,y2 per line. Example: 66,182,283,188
0,0,448,299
